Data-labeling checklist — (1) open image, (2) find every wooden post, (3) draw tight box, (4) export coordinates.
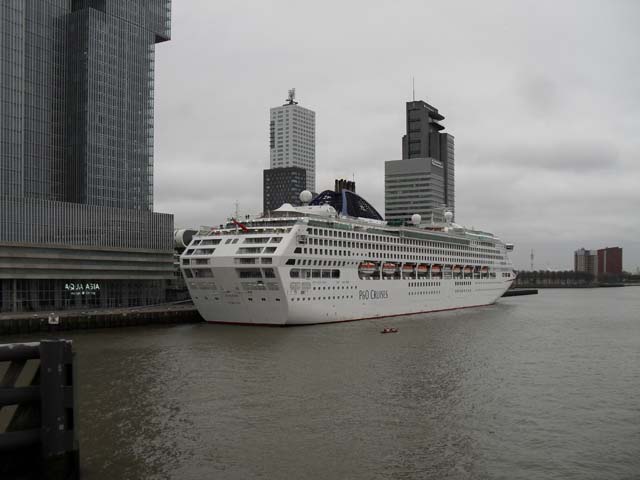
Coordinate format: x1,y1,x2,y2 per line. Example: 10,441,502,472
39,340,79,480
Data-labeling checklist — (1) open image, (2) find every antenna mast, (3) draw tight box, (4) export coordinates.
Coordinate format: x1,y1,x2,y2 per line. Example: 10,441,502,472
530,249,535,271
412,77,415,101
285,88,298,105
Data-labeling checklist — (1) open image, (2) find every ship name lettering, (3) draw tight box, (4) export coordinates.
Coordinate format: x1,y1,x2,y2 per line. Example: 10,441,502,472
359,289,388,300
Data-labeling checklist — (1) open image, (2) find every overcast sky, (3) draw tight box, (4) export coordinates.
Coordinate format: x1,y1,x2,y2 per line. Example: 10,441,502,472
153,0,640,272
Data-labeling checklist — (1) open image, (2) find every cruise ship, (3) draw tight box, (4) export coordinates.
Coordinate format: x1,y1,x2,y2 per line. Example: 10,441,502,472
180,188,515,325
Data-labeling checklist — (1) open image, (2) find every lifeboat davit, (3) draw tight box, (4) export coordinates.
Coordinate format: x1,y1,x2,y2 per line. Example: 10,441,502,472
358,262,376,276
417,264,428,275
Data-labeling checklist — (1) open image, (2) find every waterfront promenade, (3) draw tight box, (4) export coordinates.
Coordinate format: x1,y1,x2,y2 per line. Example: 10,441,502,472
0,302,202,335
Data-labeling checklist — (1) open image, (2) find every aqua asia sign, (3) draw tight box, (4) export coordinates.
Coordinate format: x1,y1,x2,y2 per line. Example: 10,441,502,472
64,282,101,296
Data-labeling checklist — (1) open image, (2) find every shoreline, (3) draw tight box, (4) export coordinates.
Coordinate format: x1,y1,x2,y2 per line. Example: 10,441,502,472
0,303,203,335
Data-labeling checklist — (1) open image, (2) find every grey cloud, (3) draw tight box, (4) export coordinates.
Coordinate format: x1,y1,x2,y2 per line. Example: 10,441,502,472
467,142,620,172
518,74,560,113
153,0,640,271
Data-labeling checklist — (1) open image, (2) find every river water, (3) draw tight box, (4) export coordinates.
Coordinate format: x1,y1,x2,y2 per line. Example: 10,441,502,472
6,288,640,479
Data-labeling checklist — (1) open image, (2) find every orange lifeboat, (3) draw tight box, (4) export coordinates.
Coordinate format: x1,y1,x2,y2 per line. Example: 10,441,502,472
431,265,442,273
481,266,489,273
358,262,376,276
402,263,415,273
417,264,429,275
463,266,472,274
382,263,397,275
453,265,462,273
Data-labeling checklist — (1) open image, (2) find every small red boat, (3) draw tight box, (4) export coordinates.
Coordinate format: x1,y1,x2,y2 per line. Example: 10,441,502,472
380,327,398,334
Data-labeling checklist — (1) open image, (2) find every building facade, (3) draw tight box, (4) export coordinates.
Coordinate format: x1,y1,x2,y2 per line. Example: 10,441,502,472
597,247,623,276
385,100,454,223
574,247,623,279
263,167,307,212
385,157,446,225
574,248,598,277
269,89,316,192
0,1,174,313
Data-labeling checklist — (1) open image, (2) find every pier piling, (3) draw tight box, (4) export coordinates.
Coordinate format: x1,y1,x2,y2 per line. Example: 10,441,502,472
0,340,79,479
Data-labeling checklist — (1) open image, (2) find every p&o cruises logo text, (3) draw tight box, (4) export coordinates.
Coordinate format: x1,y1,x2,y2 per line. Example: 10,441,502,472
359,289,389,300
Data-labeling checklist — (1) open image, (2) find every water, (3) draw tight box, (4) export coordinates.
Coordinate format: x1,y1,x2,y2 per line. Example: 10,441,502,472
6,288,640,479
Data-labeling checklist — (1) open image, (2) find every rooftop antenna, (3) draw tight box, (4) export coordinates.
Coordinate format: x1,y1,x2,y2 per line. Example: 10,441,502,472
412,77,415,101
285,88,298,105
234,200,239,219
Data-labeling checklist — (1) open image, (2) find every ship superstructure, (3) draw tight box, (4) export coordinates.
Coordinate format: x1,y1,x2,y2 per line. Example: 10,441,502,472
180,190,515,325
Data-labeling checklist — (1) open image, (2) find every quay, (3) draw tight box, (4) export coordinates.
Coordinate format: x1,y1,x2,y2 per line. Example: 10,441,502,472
503,288,538,297
0,302,203,335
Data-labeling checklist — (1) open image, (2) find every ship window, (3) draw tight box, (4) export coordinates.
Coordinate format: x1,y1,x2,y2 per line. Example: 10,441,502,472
290,269,300,278
237,247,262,254
332,270,340,278
261,258,272,264
264,247,277,253
294,247,302,254
200,239,221,245
286,259,295,265
193,269,214,278
237,268,263,279
184,269,193,278
236,257,257,264
263,268,276,278
312,270,321,278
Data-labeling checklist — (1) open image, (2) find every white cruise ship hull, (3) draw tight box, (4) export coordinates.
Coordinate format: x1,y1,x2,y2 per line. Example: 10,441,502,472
188,266,514,326
182,194,516,326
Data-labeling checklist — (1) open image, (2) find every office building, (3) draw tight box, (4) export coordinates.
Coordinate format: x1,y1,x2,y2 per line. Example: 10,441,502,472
263,167,307,212
0,1,174,313
385,100,454,225
385,157,446,225
269,89,316,192
574,248,598,276
597,247,623,276
575,247,623,277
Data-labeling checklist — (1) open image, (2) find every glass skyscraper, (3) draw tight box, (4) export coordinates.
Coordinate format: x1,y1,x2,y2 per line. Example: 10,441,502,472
0,1,174,313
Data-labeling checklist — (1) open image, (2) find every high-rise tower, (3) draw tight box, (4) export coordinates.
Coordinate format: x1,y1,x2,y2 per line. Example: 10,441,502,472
0,1,174,313
268,89,316,192
385,100,455,225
